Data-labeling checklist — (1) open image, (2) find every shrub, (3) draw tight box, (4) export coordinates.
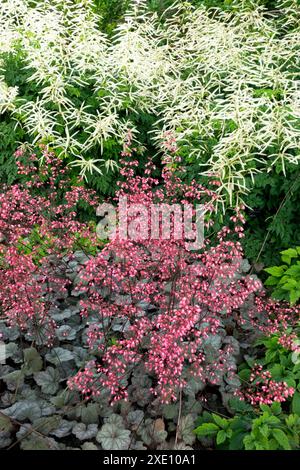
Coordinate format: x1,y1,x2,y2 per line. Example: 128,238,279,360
1,0,300,205
194,401,300,450
242,165,300,266
1,141,299,408
0,145,99,340
68,145,264,403
264,247,300,305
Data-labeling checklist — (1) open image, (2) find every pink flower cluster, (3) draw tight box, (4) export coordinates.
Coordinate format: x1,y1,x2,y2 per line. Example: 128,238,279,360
68,150,263,403
278,333,300,352
0,146,98,341
1,142,298,407
240,364,294,405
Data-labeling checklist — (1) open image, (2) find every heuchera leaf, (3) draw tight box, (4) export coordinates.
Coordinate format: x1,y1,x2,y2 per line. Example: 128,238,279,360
77,403,100,424
34,367,60,395
4,400,42,422
50,419,75,438
32,416,62,435
72,423,98,440
96,423,131,450
178,415,196,445
45,347,74,365
23,347,43,375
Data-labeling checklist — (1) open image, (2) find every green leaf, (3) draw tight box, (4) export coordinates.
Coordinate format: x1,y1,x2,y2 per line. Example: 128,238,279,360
243,435,255,450
292,391,300,415
289,290,300,305
265,276,279,286
285,265,300,277
280,279,298,289
259,404,271,413
264,266,286,277
212,413,228,429
269,364,284,379
272,429,291,450
34,367,60,394
284,375,296,388
23,347,43,375
238,368,251,381
194,422,219,436
216,430,227,445
0,414,13,433
265,349,277,363
96,423,131,450
280,249,298,264
229,398,253,413
45,347,74,365
270,402,282,415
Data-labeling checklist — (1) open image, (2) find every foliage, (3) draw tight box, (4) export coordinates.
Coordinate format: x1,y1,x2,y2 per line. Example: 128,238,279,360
1,0,300,205
67,145,267,403
195,318,300,450
0,147,246,450
66,145,299,406
194,401,300,450
0,146,100,337
242,165,300,266
92,1,131,35
264,247,300,304
1,143,300,449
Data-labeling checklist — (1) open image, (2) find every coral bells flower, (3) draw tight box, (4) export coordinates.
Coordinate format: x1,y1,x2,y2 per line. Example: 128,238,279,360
68,149,263,403
278,333,300,353
0,147,98,343
240,365,294,406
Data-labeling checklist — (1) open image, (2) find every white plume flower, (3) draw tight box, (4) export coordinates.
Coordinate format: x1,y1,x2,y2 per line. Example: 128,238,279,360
0,0,300,203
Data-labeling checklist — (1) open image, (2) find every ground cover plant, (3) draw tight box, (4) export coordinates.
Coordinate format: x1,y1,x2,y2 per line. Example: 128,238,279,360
0,0,300,453
1,0,300,266
0,144,299,450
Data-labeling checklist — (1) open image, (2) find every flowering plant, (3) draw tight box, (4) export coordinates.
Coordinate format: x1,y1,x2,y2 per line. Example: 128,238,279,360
1,0,300,203
68,147,263,403
0,145,98,341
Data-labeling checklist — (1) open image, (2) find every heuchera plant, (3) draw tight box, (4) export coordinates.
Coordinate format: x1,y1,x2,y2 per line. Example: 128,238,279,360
0,145,98,343
1,142,299,407
68,142,264,404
